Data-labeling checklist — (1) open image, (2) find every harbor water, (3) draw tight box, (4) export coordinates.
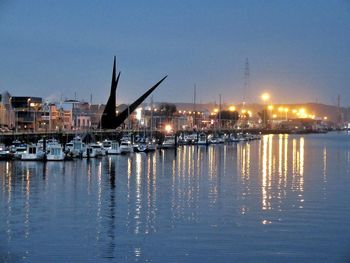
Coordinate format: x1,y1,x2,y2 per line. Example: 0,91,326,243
1,133,350,262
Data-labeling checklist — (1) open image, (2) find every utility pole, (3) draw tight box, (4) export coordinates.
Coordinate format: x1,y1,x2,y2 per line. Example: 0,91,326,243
337,95,342,128
244,58,250,103
193,84,196,129
219,94,222,131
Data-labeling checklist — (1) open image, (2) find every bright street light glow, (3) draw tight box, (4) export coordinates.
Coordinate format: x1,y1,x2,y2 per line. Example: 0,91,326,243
165,124,172,133
261,93,270,102
229,106,236,112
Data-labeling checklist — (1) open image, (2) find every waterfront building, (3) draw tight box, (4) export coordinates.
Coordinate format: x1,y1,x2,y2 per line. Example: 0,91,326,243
41,103,73,131
61,100,91,130
90,104,105,129
11,96,42,132
0,91,15,129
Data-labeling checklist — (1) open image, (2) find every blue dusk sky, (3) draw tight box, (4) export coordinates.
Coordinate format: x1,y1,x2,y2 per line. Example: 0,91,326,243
0,0,349,105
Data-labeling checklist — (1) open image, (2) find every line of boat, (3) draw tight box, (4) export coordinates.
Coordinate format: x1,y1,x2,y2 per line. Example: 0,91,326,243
0,132,260,161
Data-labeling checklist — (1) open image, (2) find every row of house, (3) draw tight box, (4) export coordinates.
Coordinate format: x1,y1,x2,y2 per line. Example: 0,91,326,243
0,91,104,132
0,91,192,133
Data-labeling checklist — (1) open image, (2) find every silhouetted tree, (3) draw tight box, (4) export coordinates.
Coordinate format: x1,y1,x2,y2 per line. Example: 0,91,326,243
218,110,240,128
159,103,177,119
258,109,270,127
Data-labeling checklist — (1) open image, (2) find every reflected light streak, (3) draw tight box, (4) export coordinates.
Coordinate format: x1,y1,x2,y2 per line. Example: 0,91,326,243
292,139,297,176
135,154,142,234
24,169,31,239
268,135,273,190
284,135,288,188
261,135,270,210
278,135,283,178
323,147,327,183
96,160,103,241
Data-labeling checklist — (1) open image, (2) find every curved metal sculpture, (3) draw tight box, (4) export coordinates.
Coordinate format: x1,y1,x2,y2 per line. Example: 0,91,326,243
100,56,167,129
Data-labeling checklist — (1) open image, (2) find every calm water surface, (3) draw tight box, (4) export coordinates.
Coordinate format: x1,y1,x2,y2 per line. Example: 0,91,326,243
1,133,350,262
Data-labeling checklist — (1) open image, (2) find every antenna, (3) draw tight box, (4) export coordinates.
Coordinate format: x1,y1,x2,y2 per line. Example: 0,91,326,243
244,58,250,103
219,94,222,131
150,96,154,137
193,84,196,128
337,94,342,127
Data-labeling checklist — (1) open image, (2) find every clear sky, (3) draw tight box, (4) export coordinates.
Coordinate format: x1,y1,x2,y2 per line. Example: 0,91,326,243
0,0,349,106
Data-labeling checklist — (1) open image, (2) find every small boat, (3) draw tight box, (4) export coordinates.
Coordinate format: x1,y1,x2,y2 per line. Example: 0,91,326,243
196,133,207,145
107,141,121,155
146,139,157,152
162,135,176,149
46,144,65,161
119,139,134,154
187,133,198,145
21,144,45,161
90,143,105,156
135,143,147,152
207,134,219,144
102,139,112,152
82,145,97,158
10,140,27,159
66,136,86,157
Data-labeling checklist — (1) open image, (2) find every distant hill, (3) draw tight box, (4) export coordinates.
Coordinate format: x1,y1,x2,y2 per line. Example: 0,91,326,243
170,102,350,123
91,101,349,123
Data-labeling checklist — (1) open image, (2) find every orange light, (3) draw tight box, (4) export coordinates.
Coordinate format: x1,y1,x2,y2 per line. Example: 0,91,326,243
229,105,236,112
165,124,172,133
261,93,270,102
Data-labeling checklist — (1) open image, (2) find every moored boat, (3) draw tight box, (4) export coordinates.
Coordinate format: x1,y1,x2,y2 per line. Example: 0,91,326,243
21,144,45,161
46,144,65,161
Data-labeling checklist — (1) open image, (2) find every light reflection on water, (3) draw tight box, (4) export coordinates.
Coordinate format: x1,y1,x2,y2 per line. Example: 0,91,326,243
1,133,350,262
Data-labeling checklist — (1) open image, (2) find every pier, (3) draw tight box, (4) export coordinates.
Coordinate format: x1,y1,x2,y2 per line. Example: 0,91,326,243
0,128,330,146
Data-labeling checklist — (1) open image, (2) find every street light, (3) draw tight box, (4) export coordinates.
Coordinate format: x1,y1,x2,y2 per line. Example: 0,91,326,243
261,92,270,102
261,92,270,128
229,105,236,112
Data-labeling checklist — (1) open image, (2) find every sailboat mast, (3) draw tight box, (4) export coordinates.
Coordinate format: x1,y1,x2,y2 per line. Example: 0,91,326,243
150,96,154,138
193,84,196,128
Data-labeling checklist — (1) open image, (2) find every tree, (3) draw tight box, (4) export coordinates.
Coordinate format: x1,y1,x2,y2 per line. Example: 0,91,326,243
218,110,239,128
159,103,177,118
258,109,270,128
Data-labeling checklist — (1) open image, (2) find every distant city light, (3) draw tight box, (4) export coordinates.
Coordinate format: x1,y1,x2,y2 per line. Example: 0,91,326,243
229,105,236,112
165,124,172,133
261,92,270,102
136,108,142,121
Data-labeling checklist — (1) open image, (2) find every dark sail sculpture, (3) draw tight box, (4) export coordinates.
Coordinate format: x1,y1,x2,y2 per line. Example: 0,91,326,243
100,56,167,129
